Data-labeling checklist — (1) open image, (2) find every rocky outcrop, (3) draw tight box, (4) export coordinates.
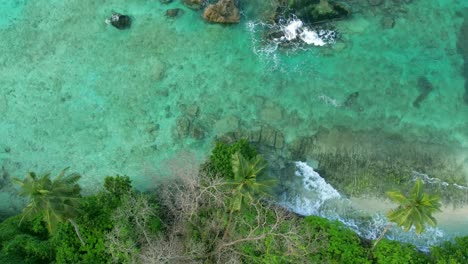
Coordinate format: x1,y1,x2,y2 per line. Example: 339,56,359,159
217,125,285,151
105,13,131,30
174,104,206,140
283,0,350,24
203,0,240,24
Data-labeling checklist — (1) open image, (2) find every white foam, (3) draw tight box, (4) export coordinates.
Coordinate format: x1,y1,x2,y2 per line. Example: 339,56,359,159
279,162,452,250
413,171,468,190
281,161,341,215
283,19,303,41
299,28,326,46
277,18,334,46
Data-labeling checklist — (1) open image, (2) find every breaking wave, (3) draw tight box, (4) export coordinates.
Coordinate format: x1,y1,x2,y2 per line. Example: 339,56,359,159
280,161,455,251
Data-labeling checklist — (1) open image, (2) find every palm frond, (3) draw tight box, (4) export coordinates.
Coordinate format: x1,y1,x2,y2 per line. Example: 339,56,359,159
386,191,409,205
14,168,83,234
385,178,441,235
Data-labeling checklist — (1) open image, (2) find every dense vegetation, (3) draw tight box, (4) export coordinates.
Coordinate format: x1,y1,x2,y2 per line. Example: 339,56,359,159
0,140,467,263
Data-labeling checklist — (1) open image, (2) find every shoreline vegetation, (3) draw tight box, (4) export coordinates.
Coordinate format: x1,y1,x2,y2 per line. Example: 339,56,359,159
0,140,467,263
1,1,467,263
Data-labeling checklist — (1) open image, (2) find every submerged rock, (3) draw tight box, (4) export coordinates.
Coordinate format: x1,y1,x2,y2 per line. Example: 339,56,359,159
160,0,173,4
382,16,395,29
284,0,351,24
413,76,434,108
166,8,183,18
260,102,284,122
344,91,359,107
176,117,191,137
183,0,204,10
105,13,131,30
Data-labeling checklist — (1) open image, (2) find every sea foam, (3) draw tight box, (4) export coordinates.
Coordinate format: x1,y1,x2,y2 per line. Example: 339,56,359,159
280,162,449,250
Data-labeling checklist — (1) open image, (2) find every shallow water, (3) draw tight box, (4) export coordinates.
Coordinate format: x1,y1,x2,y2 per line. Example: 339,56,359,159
1,0,467,240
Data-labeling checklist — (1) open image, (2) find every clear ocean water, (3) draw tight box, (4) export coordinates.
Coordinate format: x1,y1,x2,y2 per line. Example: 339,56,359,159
1,0,467,242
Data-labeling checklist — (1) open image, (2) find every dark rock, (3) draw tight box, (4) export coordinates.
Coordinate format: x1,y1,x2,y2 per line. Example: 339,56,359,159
284,0,351,24
0,167,10,190
260,126,277,148
413,77,434,108
344,91,359,107
382,16,395,29
186,104,199,118
191,124,205,140
176,117,191,137
275,132,285,149
160,0,173,4
166,8,183,18
183,0,204,10
267,30,284,40
203,0,240,24
249,129,262,143
4,147,10,153
106,13,131,30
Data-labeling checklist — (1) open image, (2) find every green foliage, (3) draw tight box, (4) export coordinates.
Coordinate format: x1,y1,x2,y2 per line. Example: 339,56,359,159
51,176,131,264
230,151,273,211
51,193,115,264
13,168,82,234
430,236,468,264
0,215,54,264
386,179,441,234
104,175,132,197
205,139,257,179
304,216,370,263
373,240,429,264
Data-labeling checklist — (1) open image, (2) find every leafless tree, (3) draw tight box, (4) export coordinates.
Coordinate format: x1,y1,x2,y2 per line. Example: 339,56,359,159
141,162,325,263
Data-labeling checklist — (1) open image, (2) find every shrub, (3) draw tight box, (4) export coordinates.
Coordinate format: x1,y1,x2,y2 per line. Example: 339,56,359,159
0,215,53,263
304,216,370,263
430,236,468,264
204,139,257,179
373,240,428,264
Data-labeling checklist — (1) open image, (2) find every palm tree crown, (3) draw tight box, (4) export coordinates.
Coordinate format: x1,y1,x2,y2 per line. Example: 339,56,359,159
13,168,82,234
372,178,442,251
230,151,274,211
386,178,442,234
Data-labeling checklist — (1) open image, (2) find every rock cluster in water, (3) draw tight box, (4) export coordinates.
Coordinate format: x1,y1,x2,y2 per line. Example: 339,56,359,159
280,0,351,24
203,0,240,24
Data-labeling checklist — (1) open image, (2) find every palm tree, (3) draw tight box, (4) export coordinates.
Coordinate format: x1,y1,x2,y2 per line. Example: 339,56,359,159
372,178,441,250
221,151,274,241
13,168,86,245
230,151,274,212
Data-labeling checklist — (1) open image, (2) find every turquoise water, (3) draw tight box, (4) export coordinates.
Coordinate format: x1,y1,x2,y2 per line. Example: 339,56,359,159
1,0,467,240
